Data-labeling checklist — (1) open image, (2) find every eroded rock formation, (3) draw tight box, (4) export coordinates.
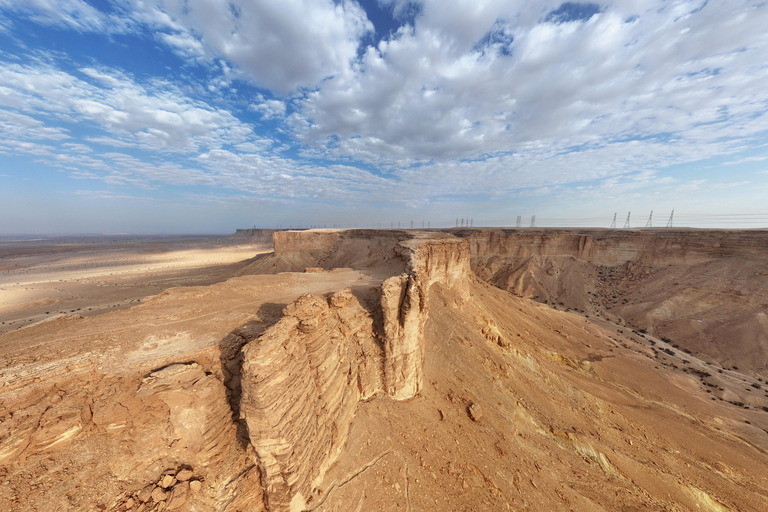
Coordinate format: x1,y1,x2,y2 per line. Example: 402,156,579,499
240,291,378,511
239,232,471,510
453,228,768,375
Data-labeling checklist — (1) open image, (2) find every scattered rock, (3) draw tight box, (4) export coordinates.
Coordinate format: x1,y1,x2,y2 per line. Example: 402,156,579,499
150,487,168,503
136,485,154,503
189,480,202,493
166,481,189,510
175,469,193,482
468,402,482,422
159,474,175,489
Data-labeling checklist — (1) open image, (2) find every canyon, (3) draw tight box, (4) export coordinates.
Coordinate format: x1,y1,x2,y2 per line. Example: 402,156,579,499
453,228,768,377
1,228,768,511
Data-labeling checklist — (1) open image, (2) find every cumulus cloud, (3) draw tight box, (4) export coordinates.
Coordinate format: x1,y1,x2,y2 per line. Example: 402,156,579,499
294,0,768,167
1,0,768,224
250,96,287,120
129,0,373,94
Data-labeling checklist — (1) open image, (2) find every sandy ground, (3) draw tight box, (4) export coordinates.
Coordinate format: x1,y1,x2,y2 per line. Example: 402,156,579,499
0,235,269,335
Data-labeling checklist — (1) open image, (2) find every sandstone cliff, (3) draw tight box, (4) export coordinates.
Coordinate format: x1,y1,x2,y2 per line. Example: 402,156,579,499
453,228,768,375
240,229,411,275
0,269,379,512
238,232,471,510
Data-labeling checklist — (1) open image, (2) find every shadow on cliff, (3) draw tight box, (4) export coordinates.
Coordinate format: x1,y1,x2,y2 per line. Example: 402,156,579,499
348,285,387,355
218,301,286,447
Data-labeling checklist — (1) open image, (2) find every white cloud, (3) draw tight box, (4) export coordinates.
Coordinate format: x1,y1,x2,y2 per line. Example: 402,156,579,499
0,59,262,153
131,0,373,94
250,97,287,120
0,0,131,32
292,0,768,172
2,0,768,222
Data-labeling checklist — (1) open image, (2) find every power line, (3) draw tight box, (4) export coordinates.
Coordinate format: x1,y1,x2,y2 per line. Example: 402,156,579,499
610,212,617,229
645,210,653,228
623,212,631,229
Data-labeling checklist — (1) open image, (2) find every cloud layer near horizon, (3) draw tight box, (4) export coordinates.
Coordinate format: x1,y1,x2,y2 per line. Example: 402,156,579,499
1,0,768,231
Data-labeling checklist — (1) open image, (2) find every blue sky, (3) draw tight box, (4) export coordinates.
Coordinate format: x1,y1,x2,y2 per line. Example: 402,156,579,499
1,0,767,234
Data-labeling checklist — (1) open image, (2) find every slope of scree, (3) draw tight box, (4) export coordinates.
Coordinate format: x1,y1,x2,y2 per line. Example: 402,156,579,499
450,228,768,377
2,229,768,512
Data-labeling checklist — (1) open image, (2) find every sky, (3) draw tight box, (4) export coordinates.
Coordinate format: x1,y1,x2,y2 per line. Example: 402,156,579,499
1,0,768,234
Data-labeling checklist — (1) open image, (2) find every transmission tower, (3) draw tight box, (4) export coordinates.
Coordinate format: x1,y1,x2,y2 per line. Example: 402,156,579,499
610,213,617,229
645,210,653,228
530,215,536,228
470,218,473,227
623,212,631,229
516,216,521,228
665,209,674,228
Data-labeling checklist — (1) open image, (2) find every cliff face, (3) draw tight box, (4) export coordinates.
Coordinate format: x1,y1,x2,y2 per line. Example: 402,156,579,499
243,229,411,275
0,269,377,512
461,228,768,267
240,291,378,512
382,235,471,399
454,228,768,375
238,232,471,510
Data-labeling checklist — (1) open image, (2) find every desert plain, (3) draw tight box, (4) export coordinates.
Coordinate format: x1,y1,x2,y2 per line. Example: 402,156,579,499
0,234,272,336
1,228,768,511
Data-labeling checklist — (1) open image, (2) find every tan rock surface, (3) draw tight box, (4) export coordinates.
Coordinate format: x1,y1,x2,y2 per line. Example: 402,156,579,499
454,228,768,376
0,256,380,511
2,228,768,512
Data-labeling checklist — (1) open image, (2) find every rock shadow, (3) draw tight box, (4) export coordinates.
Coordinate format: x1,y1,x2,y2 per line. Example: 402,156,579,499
218,301,286,447
345,285,386,353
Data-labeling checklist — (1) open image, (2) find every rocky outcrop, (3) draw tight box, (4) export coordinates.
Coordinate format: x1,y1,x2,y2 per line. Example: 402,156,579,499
239,232,471,510
240,229,411,275
452,228,768,375
240,290,379,512
0,359,262,512
382,235,470,399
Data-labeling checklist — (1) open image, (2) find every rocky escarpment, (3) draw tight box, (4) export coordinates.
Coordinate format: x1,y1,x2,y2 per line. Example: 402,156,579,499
0,230,470,512
452,228,768,375
239,232,470,510
240,229,412,275
0,268,378,512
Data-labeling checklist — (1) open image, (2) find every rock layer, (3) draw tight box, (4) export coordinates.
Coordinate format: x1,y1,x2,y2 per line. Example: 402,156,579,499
239,232,472,510
453,228,768,375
